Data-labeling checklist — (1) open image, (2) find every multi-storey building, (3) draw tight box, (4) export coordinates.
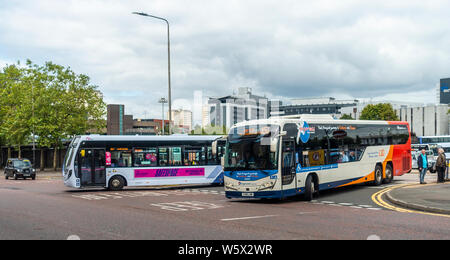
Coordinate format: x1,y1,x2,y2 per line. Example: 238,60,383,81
203,87,269,129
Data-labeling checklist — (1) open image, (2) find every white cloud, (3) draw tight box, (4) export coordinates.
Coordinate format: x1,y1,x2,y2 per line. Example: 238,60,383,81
1,0,450,120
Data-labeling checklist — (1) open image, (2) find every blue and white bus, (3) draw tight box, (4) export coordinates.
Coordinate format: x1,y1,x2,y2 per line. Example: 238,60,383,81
418,135,450,145
224,116,411,200
63,135,225,190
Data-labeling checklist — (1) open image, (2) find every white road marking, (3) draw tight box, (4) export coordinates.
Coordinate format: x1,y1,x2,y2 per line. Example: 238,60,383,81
221,215,279,222
338,202,354,206
310,200,383,211
151,201,224,212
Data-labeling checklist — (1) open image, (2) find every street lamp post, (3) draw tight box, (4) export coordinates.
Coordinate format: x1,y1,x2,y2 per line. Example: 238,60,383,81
132,11,172,135
158,98,168,135
31,82,36,170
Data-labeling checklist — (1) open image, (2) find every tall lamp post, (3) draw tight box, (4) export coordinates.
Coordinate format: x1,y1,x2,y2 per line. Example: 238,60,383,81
158,98,168,135
132,11,172,135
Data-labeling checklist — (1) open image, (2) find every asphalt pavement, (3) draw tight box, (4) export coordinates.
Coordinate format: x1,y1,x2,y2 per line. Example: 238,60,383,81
1,168,450,240
35,169,450,216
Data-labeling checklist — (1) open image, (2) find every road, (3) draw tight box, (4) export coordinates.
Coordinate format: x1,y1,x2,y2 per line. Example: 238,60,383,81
0,172,449,240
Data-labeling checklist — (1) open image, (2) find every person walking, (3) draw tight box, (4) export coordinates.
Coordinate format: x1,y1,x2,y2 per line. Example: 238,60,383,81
436,148,446,183
417,149,428,184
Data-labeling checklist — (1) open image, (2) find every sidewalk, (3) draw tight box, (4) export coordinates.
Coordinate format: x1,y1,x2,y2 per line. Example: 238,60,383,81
387,170,450,215
35,169,62,179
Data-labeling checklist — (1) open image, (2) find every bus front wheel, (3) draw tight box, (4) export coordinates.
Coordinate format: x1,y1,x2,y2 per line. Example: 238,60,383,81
373,165,383,186
304,175,316,201
108,176,125,191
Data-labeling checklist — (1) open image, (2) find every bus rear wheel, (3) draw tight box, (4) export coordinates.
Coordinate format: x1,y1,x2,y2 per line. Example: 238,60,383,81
108,176,125,191
383,164,393,184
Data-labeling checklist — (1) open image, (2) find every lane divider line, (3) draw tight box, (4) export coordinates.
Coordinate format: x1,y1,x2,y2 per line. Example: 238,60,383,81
221,215,279,222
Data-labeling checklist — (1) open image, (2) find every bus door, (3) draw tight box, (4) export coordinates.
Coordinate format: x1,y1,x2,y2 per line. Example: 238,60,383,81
79,149,106,187
281,139,297,196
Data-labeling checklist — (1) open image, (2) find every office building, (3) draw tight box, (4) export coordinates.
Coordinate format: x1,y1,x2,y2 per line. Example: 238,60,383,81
203,87,269,129
396,104,449,136
107,104,125,135
125,119,170,135
439,78,450,104
274,97,359,118
170,109,193,134
107,104,170,135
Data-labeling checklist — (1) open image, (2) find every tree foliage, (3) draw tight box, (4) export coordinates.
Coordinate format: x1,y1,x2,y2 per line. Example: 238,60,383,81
340,113,354,120
0,63,31,157
0,60,106,169
359,103,399,121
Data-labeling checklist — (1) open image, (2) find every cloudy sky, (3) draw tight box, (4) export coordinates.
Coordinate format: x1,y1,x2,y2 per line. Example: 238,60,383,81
1,0,450,124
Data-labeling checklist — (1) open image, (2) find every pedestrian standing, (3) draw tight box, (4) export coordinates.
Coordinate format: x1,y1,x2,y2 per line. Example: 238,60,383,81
417,149,428,184
436,148,446,183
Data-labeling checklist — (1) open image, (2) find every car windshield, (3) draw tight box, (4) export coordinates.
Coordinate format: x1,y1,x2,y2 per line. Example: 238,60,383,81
13,160,32,168
225,124,280,171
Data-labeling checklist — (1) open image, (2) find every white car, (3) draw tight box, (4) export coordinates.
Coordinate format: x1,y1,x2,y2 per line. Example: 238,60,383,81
411,151,436,173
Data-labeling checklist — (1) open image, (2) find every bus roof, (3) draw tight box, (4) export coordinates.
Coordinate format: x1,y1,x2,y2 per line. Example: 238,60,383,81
77,135,224,142
231,116,408,129
420,135,450,138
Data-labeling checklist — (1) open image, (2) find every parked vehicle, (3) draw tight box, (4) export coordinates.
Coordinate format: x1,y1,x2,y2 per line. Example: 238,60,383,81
411,151,436,173
224,116,412,200
63,135,226,190
4,158,36,180
438,143,450,159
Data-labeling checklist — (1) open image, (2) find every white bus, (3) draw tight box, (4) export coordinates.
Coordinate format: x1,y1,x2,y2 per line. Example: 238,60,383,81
224,116,412,200
418,135,450,145
63,135,226,190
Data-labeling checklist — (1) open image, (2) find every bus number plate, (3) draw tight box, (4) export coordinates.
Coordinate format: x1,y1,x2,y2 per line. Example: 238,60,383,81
242,192,254,197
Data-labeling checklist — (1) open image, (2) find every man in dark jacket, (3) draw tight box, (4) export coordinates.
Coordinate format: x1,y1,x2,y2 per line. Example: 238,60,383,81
417,149,428,184
436,148,446,183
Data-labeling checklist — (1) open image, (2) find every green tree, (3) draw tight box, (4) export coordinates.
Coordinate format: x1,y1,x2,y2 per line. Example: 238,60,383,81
0,63,33,159
360,103,399,121
0,60,106,170
340,113,354,120
24,60,106,170
190,124,228,135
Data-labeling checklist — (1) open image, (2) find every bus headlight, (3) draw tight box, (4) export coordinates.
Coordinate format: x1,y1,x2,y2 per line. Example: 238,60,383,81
259,180,276,191
225,182,237,191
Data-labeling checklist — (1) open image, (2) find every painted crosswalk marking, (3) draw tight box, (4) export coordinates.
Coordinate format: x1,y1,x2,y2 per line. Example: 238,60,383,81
151,201,224,212
309,200,383,211
71,189,225,201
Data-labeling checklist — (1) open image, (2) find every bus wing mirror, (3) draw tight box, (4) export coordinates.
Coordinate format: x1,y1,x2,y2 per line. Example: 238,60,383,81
221,157,225,168
212,141,217,156
270,139,278,153
269,131,285,153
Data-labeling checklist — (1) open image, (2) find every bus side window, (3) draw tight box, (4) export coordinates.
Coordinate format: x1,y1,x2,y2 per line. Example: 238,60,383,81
184,146,205,166
207,146,217,165
159,148,168,166
169,147,182,166
110,150,132,167
133,148,158,167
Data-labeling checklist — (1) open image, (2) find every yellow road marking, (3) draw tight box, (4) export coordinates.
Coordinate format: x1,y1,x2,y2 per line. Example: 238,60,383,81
371,184,450,218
